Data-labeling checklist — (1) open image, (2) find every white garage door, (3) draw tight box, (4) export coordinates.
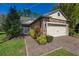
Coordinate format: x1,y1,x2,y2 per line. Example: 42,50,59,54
47,24,67,37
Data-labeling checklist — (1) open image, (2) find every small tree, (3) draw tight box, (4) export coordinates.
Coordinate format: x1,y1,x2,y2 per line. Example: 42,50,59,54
2,6,22,39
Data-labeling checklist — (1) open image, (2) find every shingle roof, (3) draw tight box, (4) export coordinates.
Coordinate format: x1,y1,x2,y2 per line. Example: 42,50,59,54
20,16,42,25
21,9,69,25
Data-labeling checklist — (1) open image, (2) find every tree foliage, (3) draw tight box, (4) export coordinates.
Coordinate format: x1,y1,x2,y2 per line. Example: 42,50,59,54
19,8,40,19
22,8,32,17
0,14,5,31
32,12,40,18
2,7,22,38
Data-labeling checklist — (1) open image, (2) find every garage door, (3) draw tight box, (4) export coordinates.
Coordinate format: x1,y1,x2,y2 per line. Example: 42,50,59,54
47,24,67,37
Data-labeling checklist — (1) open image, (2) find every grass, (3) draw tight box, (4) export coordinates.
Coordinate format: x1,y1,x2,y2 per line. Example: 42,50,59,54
46,49,74,56
0,38,26,56
0,32,26,56
0,33,7,43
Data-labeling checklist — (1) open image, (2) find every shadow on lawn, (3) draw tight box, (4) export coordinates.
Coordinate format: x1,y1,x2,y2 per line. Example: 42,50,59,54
0,34,25,44
0,36,11,44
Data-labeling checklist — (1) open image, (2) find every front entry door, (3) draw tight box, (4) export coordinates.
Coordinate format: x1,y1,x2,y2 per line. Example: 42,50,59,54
23,27,29,34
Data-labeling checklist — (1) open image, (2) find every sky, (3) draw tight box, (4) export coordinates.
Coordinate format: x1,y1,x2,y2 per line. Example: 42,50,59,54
0,3,57,15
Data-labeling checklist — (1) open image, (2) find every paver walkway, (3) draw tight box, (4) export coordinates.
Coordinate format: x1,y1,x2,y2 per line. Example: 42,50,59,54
25,36,79,56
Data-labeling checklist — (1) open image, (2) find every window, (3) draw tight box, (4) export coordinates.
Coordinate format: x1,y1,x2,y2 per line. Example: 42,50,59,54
58,12,60,16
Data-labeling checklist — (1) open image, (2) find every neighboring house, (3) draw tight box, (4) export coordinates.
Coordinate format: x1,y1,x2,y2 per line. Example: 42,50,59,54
21,9,69,37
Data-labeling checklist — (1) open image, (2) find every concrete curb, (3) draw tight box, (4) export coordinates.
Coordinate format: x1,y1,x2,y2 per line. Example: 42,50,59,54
41,47,63,56
63,47,78,56
24,38,29,56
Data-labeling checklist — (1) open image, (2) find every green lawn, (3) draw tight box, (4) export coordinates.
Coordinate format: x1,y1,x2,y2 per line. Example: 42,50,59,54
0,33,7,43
46,49,74,56
0,32,26,56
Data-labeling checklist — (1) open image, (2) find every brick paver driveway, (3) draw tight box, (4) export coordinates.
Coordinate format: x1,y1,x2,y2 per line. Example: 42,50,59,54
25,36,79,56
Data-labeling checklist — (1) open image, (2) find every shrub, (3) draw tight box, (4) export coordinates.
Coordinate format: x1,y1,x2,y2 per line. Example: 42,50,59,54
69,28,74,36
73,32,79,38
28,29,36,39
46,35,53,43
37,35,47,45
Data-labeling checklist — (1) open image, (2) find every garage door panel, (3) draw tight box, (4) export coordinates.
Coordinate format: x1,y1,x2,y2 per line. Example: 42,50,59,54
47,24,67,37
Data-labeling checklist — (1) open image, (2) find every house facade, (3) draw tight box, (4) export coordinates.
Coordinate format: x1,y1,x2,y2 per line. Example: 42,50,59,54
21,9,69,37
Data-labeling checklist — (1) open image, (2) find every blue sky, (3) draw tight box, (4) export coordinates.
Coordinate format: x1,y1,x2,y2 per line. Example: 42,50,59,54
0,3,57,15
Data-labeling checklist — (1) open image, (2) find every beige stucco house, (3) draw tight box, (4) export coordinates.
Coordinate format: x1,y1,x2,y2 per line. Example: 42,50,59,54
21,9,69,37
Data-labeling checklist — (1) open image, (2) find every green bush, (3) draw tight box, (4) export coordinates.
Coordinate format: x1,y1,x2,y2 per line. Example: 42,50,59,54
73,32,79,37
28,29,36,39
69,28,74,36
46,35,53,43
37,35,47,45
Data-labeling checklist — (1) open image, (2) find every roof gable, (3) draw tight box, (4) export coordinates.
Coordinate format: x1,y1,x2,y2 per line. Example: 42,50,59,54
44,9,68,20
